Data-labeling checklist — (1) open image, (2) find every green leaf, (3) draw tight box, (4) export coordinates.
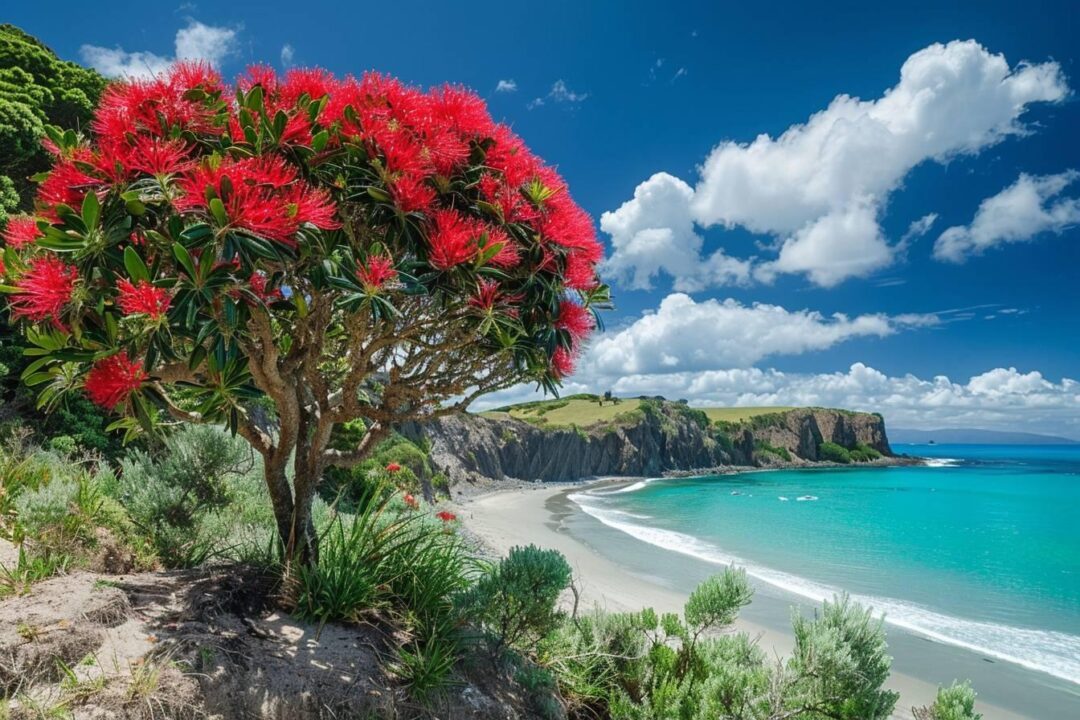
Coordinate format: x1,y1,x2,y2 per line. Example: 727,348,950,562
208,198,229,228
125,198,147,216
366,186,392,202
123,247,151,283
311,129,330,152
172,243,197,279
81,191,100,230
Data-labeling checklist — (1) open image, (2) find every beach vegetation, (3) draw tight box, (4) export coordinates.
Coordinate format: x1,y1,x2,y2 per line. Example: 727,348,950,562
913,681,982,720
755,439,793,462
850,442,883,462
819,441,853,464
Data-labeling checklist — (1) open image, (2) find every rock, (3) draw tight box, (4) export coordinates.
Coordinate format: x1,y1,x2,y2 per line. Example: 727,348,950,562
405,403,896,485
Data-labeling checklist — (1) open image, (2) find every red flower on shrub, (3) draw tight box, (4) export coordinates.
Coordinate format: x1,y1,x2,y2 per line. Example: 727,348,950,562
436,510,457,523
556,300,594,341
403,493,419,510
116,279,170,319
386,462,402,473
357,256,397,291
84,351,147,409
551,346,578,379
175,156,340,245
2,216,43,249
427,209,478,270
8,256,78,322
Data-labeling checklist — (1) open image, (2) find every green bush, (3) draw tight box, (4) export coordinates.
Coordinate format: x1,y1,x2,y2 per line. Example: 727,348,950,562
754,439,792,462
541,569,904,720
914,681,982,720
458,544,572,660
819,441,852,464
117,426,255,567
850,442,883,462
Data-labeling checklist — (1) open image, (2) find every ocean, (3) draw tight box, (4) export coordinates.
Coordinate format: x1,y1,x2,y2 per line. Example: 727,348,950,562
565,444,1080,715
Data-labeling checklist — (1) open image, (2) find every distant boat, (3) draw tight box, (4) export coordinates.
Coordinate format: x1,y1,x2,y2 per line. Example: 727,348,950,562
929,440,936,445
778,496,789,502
731,490,742,496
796,495,819,502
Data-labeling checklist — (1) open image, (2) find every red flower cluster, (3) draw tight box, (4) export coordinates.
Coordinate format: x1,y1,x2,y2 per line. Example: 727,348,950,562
2,216,42,249
435,510,457,523
357,256,397,291
386,462,402,473
426,210,511,271
175,156,340,245
8,256,78,322
84,351,147,409
403,493,419,510
551,346,578,379
116,279,171,319
556,300,594,341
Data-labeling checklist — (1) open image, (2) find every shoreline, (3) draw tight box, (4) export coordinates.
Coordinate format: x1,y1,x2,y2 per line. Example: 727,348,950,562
452,477,1032,720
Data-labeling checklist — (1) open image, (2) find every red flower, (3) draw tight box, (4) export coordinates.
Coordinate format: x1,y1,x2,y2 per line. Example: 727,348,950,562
563,250,599,290
116,279,170,319
427,209,480,270
556,300,594,341
403,493,419,510
425,85,494,138
486,125,539,188
435,510,457,523
551,345,578,379
357,256,397,291
390,175,436,213
84,351,147,410
8,256,78,322
176,156,340,245
0,257,5,277
37,160,104,212
386,462,402,473
248,272,283,302
108,136,193,177
2,216,43,249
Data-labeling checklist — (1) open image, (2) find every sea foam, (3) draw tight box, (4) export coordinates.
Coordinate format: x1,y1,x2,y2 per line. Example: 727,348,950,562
568,490,1080,686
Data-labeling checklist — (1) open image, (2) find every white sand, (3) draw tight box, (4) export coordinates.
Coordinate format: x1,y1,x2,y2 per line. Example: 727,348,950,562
455,482,1031,720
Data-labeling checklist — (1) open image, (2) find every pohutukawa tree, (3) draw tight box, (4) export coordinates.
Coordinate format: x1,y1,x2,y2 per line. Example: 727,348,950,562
0,63,608,564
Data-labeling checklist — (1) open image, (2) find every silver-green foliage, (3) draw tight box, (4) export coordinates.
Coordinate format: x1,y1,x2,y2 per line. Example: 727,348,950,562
542,567,902,720
913,682,982,720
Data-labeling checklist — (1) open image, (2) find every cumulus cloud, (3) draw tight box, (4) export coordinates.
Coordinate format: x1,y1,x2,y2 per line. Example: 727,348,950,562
602,40,1069,288
600,173,751,291
81,19,239,79
934,171,1080,262
579,293,935,376
495,79,518,93
474,364,1080,438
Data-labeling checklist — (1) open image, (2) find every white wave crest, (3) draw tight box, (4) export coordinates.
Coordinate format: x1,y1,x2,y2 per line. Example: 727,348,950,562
568,492,1080,686
923,458,962,467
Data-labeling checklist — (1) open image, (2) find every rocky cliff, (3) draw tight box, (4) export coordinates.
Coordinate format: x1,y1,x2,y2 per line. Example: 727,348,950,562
404,400,894,484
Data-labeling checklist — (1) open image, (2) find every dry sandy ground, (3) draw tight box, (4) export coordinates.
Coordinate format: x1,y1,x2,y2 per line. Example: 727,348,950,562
453,481,1031,720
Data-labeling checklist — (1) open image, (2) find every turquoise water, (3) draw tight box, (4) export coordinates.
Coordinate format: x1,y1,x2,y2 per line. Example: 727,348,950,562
568,444,1080,685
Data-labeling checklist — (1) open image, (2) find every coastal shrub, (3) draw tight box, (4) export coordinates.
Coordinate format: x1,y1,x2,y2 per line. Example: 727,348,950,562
117,425,254,567
819,441,852,464
459,544,572,660
541,569,904,720
850,442,882,462
788,595,899,719
913,681,982,720
754,440,792,462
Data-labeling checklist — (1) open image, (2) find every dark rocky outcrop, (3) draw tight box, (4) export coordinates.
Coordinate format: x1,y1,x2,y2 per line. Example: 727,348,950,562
404,402,895,484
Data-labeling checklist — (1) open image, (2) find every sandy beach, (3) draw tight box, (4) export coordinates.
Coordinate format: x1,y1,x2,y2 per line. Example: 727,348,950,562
453,480,1033,720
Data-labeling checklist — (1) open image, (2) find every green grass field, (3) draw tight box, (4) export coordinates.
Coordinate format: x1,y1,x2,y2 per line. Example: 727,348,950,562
700,406,796,423
481,396,799,429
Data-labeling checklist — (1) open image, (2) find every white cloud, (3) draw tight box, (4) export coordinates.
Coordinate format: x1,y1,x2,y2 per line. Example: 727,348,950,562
600,173,751,291
81,19,239,79
580,293,934,375
603,40,1069,288
280,43,295,68
900,213,939,245
474,364,1080,438
495,79,517,93
934,171,1080,262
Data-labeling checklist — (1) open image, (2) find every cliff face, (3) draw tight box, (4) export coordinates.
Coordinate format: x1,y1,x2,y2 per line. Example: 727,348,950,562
404,403,892,484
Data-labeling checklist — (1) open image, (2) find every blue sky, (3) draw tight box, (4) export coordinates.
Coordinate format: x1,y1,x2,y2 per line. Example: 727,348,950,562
9,1,1080,436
